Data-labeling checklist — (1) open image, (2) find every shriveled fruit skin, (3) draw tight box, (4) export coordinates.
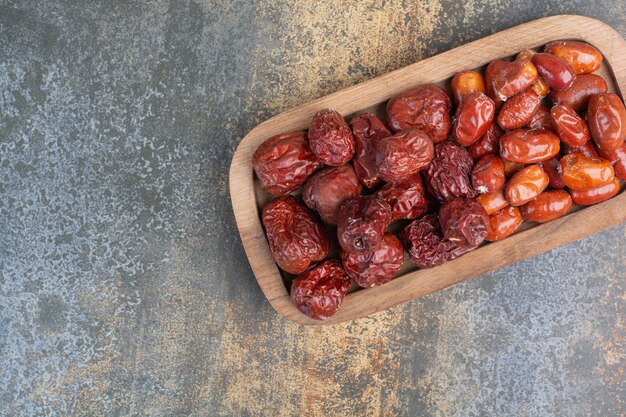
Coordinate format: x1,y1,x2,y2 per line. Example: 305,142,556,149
375,129,434,183
399,215,452,269
438,198,489,248
468,123,503,161
308,109,355,166
376,173,428,220
452,92,495,146
350,113,392,188
424,141,475,202
337,195,392,255
497,88,541,131
341,234,404,288
471,155,505,195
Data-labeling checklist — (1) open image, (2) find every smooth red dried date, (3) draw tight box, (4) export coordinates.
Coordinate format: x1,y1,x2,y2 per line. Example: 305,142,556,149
302,165,363,225
544,40,603,75
399,215,452,269
439,198,489,248
549,74,608,112
499,128,560,163
476,188,509,215
559,153,614,190
491,59,538,101
497,88,541,130
587,93,626,152
472,155,505,194
485,60,508,109
376,173,428,220
550,103,590,147
520,190,572,223
531,53,576,91
308,109,355,166
468,123,503,161
337,195,392,254
451,70,486,105
504,164,549,206
570,178,620,206
486,206,523,242
376,129,434,183
341,234,404,288
503,160,525,177
453,92,495,146
350,113,391,188
291,259,350,321
386,84,452,142
262,196,329,274
561,140,599,159
253,131,323,196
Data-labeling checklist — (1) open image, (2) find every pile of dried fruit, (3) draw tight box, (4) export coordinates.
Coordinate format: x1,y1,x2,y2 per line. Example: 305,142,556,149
252,40,626,320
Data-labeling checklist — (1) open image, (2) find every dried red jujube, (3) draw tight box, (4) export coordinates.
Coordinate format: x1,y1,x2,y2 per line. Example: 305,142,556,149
337,195,392,254
376,173,428,220
341,234,404,288
291,259,350,320
302,165,363,225
253,131,323,196
375,128,434,183
424,141,475,202
439,198,489,248
452,92,495,146
399,215,453,269
262,196,329,274
350,113,392,188
308,108,355,166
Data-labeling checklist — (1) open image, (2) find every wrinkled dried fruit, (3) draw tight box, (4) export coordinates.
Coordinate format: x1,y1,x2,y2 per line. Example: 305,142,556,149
337,195,392,254
539,157,566,188
350,113,392,188
262,196,329,274
497,88,541,130
486,206,523,242
472,155,505,194
376,173,428,220
544,40,603,75
375,129,434,183
439,198,489,247
453,92,495,146
528,104,553,130
531,53,576,91
451,70,486,105
476,188,509,215
400,215,454,269
303,165,363,225
597,142,626,180
550,103,590,147
549,74,608,112
500,128,560,163
491,59,538,101
308,109,355,166
570,178,620,206
253,131,323,195
520,190,572,223
504,164,549,206
291,259,350,320
386,84,452,142
341,234,404,288
588,93,626,152
559,153,614,190
468,123,503,161
561,140,599,159
424,141,475,202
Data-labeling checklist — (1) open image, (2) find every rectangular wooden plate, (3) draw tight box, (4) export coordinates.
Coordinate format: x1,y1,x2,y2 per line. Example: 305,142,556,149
229,15,626,325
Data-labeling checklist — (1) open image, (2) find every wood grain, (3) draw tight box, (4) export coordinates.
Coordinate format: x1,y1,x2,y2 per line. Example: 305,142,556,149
229,15,626,326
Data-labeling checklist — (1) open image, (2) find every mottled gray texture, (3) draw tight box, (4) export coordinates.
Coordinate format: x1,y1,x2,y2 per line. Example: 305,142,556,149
0,1,624,416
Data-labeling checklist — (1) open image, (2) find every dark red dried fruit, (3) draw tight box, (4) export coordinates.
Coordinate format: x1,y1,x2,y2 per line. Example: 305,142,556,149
262,196,329,274
491,59,539,101
468,123,504,161
253,131,323,196
291,259,350,320
497,88,542,130
531,53,576,91
337,195,392,254
302,165,363,225
424,141,475,202
350,113,392,188
539,157,566,188
597,141,626,180
438,198,489,248
375,128,434,183
399,215,453,269
452,92,495,146
386,84,452,142
588,93,626,152
561,140,599,159
376,173,428,220
471,155,505,194
549,74,608,112
308,109,355,166
528,104,554,130
341,234,404,288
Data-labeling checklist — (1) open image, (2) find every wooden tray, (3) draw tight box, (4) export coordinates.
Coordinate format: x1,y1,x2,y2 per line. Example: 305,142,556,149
229,15,626,325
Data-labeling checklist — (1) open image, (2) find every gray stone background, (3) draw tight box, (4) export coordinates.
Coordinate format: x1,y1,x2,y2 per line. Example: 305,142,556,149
1,1,625,416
